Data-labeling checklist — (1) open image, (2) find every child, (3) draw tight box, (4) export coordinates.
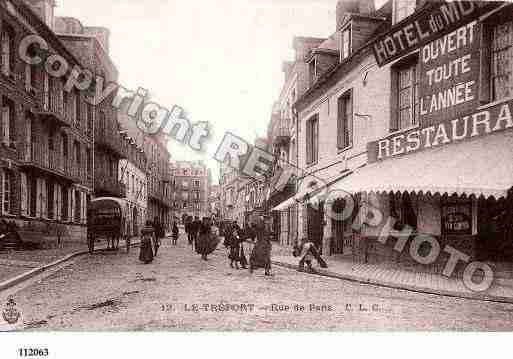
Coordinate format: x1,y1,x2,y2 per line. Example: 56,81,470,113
172,222,179,245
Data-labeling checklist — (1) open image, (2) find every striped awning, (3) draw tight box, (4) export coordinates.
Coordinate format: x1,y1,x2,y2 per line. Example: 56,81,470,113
330,132,513,200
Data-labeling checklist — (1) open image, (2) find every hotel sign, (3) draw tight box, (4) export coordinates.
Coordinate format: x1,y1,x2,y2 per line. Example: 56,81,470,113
372,1,491,67
368,99,513,163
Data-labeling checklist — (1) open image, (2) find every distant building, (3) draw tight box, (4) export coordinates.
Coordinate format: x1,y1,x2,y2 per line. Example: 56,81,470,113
170,161,210,220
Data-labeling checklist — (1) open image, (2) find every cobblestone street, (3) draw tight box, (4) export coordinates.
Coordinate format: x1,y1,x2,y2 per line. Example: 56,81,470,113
4,234,513,331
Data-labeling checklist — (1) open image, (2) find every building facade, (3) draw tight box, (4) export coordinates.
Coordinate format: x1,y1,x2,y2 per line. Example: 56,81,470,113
145,133,172,231
119,140,147,237
0,0,94,242
171,160,210,221
272,0,513,277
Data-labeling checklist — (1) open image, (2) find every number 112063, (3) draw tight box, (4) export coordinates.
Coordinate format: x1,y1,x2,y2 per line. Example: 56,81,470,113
18,348,49,357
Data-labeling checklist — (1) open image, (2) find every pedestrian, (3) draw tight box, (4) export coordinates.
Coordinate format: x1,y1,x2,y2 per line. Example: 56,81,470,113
249,216,272,276
197,217,213,261
192,216,201,253
139,221,155,264
227,223,242,269
172,222,179,245
152,217,163,256
185,216,193,246
293,239,328,273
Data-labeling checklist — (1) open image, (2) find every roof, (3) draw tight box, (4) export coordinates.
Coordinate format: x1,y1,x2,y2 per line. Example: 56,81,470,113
330,132,513,200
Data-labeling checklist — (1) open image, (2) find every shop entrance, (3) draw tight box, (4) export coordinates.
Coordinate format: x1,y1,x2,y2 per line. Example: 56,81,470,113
307,201,324,253
477,195,513,262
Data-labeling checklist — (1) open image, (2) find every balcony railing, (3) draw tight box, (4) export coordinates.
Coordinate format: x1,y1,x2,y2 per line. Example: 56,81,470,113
36,91,70,128
95,127,126,158
20,142,77,182
94,176,127,198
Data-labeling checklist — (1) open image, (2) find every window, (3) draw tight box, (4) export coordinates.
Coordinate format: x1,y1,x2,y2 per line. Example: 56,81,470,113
2,170,13,214
182,191,188,200
74,141,81,165
47,181,54,219
183,180,188,188
74,91,80,128
29,177,37,217
194,180,200,188
183,202,187,209
491,21,513,101
389,192,417,230
62,133,68,159
341,26,351,61
61,186,68,221
74,190,81,223
393,0,416,24
86,148,91,175
2,97,15,146
305,115,319,165
392,59,419,131
337,90,353,150
43,73,50,111
1,26,14,77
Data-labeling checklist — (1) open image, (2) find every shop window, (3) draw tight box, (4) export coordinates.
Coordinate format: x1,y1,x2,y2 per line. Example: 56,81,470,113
491,20,513,101
393,0,416,25
389,192,418,230
442,199,473,235
2,169,14,215
306,115,319,165
337,89,353,150
391,57,419,132
340,26,351,61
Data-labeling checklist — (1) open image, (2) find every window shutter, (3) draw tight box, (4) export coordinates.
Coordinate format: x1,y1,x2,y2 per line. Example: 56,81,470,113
337,96,344,149
348,90,353,147
20,172,27,216
390,70,399,132
36,178,42,218
41,179,47,218
306,119,312,164
70,188,74,222
54,183,60,221
479,22,491,104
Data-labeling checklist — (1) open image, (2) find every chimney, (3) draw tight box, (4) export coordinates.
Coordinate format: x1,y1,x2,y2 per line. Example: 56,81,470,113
336,0,375,30
293,37,325,62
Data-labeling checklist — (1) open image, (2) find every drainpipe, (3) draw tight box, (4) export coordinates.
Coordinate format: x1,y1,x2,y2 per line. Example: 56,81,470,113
293,106,299,246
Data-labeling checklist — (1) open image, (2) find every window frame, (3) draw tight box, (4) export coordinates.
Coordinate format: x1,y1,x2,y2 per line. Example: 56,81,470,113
340,24,352,61
337,89,353,151
305,115,319,166
390,55,420,132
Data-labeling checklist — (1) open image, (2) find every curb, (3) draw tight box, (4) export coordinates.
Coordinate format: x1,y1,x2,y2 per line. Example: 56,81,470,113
271,260,513,305
0,240,141,293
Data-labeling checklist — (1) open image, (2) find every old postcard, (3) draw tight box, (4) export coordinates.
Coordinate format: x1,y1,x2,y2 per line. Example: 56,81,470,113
1,0,513,352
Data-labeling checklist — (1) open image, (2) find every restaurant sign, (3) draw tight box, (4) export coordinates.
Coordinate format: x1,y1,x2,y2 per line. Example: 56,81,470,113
368,99,513,163
372,1,491,67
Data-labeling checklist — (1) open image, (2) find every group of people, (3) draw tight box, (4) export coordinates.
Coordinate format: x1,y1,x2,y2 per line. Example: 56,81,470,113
138,215,327,274
223,217,273,276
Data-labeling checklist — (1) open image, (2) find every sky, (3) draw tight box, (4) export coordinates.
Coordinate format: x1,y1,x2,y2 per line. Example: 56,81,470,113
54,0,377,182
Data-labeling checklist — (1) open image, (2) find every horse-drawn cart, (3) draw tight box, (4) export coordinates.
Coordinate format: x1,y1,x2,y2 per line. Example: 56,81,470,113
87,197,132,253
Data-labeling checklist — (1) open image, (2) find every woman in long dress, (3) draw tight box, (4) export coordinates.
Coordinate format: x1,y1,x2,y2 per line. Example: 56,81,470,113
197,218,211,261
139,221,155,264
249,217,272,276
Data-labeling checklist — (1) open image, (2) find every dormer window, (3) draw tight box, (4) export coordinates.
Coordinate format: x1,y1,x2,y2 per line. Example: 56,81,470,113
393,0,416,24
341,26,351,61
